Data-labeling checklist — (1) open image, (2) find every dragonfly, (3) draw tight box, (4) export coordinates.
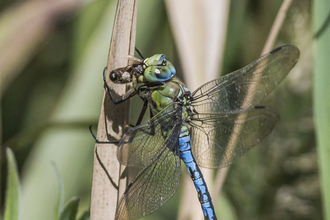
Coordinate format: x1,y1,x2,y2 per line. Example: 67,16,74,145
101,45,300,220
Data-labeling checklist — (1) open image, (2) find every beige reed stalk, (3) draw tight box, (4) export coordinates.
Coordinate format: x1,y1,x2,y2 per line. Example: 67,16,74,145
90,0,138,219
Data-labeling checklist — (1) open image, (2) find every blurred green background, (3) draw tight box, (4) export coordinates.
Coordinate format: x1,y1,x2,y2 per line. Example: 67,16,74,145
1,0,324,220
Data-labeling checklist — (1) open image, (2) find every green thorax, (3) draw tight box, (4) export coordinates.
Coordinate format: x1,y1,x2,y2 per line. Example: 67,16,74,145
150,77,191,119
150,77,192,138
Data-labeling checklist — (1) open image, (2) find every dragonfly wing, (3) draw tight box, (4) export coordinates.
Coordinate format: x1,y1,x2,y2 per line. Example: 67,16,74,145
191,45,299,113
190,107,279,169
115,128,182,220
117,103,181,167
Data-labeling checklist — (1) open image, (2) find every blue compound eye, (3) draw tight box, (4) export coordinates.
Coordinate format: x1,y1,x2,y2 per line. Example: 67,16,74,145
144,54,167,66
142,54,176,82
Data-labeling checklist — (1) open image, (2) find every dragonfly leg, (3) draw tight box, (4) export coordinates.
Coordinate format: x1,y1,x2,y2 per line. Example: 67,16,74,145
135,47,144,59
135,99,149,126
89,125,119,144
126,99,150,129
121,100,149,144
149,107,154,118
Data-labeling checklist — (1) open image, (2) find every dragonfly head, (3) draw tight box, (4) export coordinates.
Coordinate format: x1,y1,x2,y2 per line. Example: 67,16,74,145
141,54,176,83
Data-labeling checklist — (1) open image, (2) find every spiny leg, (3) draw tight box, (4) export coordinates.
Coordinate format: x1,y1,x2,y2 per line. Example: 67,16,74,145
89,125,119,144
135,47,144,59
135,100,149,126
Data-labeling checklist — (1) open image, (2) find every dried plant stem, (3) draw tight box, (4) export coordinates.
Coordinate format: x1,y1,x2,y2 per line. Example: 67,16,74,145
262,0,293,54
212,0,293,204
90,0,138,219
165,1,230,219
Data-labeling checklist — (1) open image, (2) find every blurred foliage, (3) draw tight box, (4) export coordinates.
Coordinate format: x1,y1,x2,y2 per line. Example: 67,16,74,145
223,1,321,220
4,148,20,220
0,0,321,220
313,0,330,219
3,150,88,220
58,197,80,220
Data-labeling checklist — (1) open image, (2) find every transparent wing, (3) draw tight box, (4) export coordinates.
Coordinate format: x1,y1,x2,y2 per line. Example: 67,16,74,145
114,126,182,220
190,107,279,168
191,45,300,113
117,103,182,167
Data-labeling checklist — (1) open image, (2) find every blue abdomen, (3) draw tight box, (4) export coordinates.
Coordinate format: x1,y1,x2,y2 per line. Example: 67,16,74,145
178,126,217,220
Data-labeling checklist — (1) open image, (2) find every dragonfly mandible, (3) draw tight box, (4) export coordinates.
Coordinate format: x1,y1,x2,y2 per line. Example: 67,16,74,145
101,45,300,220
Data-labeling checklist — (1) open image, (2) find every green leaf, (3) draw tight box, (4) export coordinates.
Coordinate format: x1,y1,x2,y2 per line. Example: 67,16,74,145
4,148,21,220
52,161,65,220
77,210,90,220
59,197,80,220
313,0,330,219
20,2,117,219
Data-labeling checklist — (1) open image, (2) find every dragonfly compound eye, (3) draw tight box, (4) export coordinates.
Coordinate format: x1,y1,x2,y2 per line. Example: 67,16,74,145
143,57,176,82
144,66,176,82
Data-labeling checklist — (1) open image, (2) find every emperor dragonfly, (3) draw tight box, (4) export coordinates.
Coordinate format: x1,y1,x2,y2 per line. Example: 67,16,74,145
101,45,300,220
